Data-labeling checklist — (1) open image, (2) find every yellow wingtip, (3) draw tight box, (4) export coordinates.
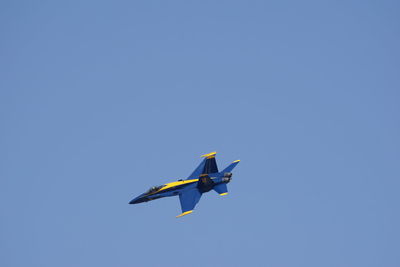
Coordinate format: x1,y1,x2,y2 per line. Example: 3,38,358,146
233,159,240,163
201,151,217,158
176,210,193,218
219,193,228,196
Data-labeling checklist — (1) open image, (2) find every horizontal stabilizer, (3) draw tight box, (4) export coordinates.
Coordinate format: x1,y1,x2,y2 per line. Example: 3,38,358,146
213,183,228,195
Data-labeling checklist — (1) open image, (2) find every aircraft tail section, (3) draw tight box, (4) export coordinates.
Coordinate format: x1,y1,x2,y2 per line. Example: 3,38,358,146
202,152,218,174
187,152,219,179
213,183,228,196
221,160,240,173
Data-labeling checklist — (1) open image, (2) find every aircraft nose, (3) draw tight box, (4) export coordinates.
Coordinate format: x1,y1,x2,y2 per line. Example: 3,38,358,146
129,195,147,204
129,196,141,204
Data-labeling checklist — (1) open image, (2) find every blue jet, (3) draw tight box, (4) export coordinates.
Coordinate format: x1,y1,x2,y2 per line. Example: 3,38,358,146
129,152,240,217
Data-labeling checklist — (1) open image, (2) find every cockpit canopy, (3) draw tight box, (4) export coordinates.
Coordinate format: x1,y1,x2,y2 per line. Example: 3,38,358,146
146,185,165,194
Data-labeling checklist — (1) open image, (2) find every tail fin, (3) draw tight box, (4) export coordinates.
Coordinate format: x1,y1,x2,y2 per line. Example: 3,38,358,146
187,152,219,179
221,160,240,173
201,152,218,174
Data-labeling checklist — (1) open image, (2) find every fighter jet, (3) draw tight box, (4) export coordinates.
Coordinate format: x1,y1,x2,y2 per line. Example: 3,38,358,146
129,152,240,217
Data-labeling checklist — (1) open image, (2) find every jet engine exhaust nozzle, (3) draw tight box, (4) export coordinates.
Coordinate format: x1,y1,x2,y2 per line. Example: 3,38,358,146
222,172,233,183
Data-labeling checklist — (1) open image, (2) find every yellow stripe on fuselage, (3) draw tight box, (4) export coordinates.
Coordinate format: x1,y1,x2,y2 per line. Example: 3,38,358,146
154,179,198,193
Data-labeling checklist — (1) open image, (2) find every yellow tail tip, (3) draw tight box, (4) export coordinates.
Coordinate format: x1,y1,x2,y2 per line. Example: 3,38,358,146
233,159,240,163
176,210,193,218
219,193,228,196
201,151,217,158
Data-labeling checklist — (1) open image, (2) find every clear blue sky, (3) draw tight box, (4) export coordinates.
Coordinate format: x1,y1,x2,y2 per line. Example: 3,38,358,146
1,1,399,266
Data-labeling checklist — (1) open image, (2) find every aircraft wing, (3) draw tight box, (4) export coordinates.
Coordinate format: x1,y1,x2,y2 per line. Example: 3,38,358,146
187,152,218,179
176,188,202,218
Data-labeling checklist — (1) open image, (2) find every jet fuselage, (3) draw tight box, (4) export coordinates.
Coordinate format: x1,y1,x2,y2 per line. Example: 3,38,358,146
129,172,232,204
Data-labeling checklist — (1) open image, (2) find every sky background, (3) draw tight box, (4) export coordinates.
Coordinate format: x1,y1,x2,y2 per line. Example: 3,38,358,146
1,1,399,266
